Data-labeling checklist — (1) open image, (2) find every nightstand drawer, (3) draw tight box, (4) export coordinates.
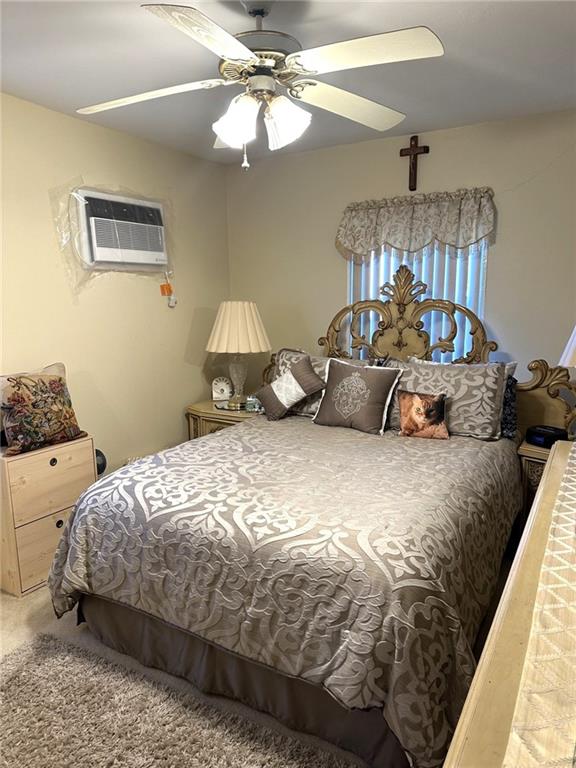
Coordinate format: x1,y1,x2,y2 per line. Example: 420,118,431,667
16,508,71,592
8,440,95,526
200,419,231,437
185,401,255,440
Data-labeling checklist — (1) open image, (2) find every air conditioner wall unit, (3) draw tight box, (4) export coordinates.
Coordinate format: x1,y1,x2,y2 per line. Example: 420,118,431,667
76,189,168,269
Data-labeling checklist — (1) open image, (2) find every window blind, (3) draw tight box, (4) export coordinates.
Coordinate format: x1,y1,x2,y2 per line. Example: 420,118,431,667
348,239,488,361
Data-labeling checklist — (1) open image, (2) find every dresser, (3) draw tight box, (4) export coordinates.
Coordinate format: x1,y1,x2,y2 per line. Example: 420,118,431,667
444,440,574,767
1,436,96,597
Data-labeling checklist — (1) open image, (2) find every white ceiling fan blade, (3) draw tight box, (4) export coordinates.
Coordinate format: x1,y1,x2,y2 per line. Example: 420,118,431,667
143,4,259,64
77,78,229,115
292,80,405,131
286,27,443,75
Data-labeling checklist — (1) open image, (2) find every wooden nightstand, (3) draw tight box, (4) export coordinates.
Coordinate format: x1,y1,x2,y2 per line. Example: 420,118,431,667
1,435,97,597
185,400,256,440
518,440,550,512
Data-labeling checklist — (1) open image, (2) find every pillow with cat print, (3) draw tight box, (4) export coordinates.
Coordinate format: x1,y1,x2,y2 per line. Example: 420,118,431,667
384,357,507,439
397,390,449,440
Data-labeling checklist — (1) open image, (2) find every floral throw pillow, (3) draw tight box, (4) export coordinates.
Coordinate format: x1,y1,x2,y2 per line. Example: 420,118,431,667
398,390,449,439
0,362,66,444
1,374,86,455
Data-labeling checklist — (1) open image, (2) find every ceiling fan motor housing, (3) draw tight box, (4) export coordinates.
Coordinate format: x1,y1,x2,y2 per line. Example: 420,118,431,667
248,73,276,98
235,30,302,58
218,31,303,84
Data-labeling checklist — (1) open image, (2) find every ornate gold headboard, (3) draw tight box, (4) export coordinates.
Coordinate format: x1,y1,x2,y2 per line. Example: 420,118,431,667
265,266,575,436
318,265,496,363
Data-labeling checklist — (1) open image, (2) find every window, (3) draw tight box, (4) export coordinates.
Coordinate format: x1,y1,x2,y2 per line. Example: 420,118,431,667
348,239,488,361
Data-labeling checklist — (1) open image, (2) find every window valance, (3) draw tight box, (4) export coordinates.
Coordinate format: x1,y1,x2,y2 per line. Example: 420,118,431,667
335,187,496,263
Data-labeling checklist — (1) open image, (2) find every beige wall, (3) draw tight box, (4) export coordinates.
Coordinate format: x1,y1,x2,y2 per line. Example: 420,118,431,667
2,96,574,469
1,93,229,470
226,109,576,379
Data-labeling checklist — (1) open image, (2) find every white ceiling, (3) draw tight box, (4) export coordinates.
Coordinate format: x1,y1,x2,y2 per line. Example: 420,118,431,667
2,1,575,163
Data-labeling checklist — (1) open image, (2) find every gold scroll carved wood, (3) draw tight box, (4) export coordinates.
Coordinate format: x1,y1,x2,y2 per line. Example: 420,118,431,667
317,265,497,363
516,359,576,436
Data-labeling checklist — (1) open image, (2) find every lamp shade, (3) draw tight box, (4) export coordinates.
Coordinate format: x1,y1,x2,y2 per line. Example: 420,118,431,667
206,301,271,354
559,324,576,367
212,93,261,149
264,95,312,151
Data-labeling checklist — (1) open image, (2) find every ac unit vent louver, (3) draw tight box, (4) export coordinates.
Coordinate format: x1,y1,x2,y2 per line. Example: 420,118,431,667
76,189,168,269
93,219,165,253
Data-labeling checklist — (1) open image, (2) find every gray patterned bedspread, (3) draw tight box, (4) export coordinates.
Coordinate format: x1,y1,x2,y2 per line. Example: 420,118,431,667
49,417,522,768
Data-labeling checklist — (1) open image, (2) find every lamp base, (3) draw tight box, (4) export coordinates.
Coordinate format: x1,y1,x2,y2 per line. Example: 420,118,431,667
226,395,247,411
229,356,248,404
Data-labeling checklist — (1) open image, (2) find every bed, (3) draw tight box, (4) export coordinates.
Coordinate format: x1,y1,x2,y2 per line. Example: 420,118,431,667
49,267,575,768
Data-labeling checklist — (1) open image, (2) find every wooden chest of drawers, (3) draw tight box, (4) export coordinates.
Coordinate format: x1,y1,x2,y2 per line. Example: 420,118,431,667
1,436,96,596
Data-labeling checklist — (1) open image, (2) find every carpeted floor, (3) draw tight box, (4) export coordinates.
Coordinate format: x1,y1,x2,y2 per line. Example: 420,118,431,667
1,634,356,768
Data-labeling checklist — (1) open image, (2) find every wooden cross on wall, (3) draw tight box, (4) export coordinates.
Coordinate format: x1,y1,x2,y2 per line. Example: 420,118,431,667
400,135,429,191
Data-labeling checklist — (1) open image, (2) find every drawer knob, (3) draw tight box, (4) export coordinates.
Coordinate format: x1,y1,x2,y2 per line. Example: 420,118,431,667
55,519,64,529
49,458,58,467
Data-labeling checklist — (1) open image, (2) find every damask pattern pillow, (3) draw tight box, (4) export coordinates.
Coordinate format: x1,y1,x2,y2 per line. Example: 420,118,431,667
398,390,449,439
274,348,381,418
313,359,401,435
386,357,507,439
256,357,325,421
1,373,86,455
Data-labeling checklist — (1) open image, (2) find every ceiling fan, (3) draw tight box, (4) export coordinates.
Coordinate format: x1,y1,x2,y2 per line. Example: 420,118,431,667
78,2,444,162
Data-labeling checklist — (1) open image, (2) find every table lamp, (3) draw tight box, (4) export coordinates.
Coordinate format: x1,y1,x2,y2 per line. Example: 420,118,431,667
206,301,271,409
560,324,576,376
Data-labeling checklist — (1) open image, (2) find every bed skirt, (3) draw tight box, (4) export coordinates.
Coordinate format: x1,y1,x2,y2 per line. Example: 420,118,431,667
80,595,409,768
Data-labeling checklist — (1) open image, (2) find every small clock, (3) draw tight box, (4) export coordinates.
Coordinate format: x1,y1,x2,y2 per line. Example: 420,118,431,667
212,376,233,401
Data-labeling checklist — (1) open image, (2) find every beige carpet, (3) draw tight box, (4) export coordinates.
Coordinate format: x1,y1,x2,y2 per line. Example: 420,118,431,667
0,589,364,767
1,634,357,768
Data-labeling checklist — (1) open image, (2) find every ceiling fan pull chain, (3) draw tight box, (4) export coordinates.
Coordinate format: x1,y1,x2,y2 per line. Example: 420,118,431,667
242,144,251,171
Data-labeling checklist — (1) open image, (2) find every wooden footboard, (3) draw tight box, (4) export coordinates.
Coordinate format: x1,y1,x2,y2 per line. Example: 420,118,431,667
444,440,573,767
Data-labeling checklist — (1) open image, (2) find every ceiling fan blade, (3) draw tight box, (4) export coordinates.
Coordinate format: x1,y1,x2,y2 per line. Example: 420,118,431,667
286,27,443,75
77,78,229,115
143,4,259,64
291,80,405,131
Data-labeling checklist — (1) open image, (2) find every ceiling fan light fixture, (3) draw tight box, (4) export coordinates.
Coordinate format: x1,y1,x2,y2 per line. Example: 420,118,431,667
264,95,312,151
79,5,445,162
212,93,261,149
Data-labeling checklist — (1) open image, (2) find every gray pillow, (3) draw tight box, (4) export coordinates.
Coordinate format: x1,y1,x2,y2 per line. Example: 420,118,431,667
274,349,373,418
256,357,325,421
313,359,402,435
386,357,507,440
